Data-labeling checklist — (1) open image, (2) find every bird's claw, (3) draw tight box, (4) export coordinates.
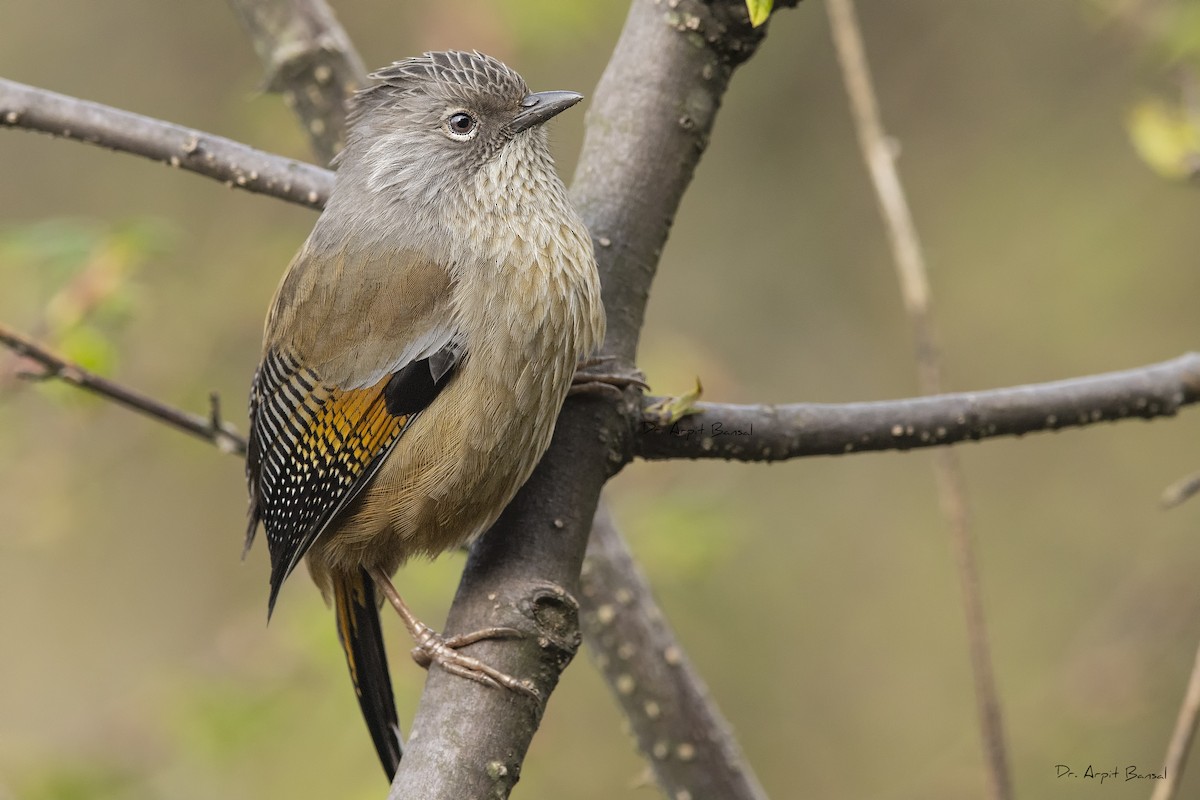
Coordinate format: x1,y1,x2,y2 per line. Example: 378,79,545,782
570,357,648,399
409,624,540,700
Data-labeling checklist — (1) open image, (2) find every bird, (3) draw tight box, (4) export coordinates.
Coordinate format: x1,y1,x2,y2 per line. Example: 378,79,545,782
243,50,606,780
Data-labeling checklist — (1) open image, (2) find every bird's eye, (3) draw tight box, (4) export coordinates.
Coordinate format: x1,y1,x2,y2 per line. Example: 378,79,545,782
445,112,477,139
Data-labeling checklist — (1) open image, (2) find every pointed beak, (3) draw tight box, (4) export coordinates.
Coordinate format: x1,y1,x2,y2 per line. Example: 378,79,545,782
511,90,583,133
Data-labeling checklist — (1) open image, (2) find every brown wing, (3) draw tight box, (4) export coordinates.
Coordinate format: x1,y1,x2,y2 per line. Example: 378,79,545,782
246,348,413,615
247,243,461,614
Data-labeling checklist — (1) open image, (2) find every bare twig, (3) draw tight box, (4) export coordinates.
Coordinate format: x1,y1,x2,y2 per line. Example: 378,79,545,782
226,0,366,165
1151,638,1200,800
0,323,245,455
0,78,330,209
582,502,769,800
827,1,1011,798
637,353,1200,460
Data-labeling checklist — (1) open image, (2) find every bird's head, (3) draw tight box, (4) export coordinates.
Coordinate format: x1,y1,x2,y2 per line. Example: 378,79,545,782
338,51,582,208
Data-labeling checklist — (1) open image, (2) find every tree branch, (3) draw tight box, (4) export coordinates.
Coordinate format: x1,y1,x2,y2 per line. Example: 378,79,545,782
0,323,245,455
637,353,1200,460
4,320,1196,467
226,0,365,165
0,77,330,208
581,502,769,800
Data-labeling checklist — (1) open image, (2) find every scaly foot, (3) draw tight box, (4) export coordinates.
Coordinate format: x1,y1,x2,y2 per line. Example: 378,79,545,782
367,565,539,699
570,355,648,399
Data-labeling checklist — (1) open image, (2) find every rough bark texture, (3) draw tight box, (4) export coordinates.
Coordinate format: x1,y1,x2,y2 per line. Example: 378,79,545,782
572,0,777,363
0,78,329,208
227,0,365,164
582,504,769,800
638,354,1200,461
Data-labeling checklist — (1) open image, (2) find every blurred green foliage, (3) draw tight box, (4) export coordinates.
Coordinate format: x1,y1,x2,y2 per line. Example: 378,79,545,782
14,764,146,800
493,1,609,51
0,217,174,380
1128,98,1200,178
1086,0,1200,178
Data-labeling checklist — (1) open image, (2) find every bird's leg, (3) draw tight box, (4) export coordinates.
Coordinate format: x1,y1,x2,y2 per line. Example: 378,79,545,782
570,355,648,399
366,565,539,699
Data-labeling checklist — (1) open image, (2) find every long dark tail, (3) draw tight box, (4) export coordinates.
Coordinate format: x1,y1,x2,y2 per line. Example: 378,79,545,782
332,567,403,780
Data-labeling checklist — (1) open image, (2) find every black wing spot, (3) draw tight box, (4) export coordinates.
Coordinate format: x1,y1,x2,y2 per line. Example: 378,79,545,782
384,343,462,418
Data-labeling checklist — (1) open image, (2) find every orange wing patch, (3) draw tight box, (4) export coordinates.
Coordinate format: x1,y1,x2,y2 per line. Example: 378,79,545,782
300,383,408,481
246,350,415,613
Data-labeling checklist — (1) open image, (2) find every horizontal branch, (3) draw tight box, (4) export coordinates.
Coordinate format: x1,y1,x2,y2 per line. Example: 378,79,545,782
637,353,1200,461
0,77,331,208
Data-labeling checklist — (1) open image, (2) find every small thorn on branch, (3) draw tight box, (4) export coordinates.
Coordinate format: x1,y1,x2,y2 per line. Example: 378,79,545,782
208,390,244,455
1162,470,1200,509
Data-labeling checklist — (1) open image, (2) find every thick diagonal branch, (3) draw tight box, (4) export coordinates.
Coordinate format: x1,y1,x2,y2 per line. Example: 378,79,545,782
582,503,769,800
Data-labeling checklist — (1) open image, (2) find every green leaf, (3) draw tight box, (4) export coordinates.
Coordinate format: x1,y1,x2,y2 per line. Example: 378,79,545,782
1127,98,1200,179
643,377,703,426
745,0,773,27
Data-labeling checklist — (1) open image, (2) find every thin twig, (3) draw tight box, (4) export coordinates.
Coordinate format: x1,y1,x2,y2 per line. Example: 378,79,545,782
826,1,1011,798
1151,638,1200,800
0,323,245,455
0,78,331,209
1162,469,1200,508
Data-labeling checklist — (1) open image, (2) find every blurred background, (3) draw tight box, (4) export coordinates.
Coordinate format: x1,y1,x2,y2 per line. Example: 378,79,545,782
2,1,1200,798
